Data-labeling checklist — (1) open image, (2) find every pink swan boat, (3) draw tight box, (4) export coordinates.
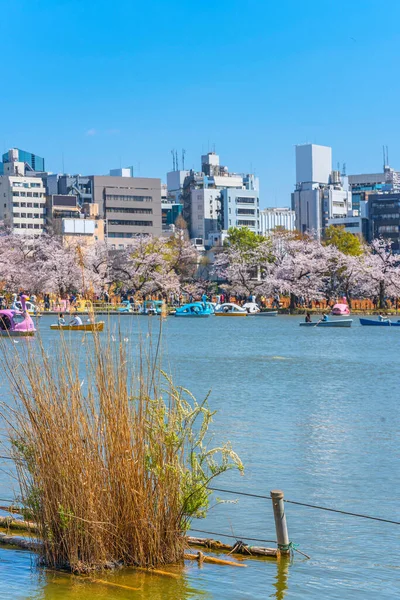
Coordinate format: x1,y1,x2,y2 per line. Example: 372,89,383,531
0,294,36,336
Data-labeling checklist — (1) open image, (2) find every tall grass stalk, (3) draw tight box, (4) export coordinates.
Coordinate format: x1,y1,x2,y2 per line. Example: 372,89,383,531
0,326,243,573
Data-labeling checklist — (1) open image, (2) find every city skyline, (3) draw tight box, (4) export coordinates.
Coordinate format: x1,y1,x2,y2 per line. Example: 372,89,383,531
1,0,400,208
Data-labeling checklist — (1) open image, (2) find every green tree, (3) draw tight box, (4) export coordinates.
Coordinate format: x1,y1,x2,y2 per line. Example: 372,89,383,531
224,227,266,251
324,225,364,256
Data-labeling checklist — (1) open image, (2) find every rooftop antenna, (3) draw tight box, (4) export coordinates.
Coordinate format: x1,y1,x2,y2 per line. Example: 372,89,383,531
171,149,175,171
342,162,346,176
386,145,389,167
337,161,340,171
382,145,386,169
175,150,179,171
182,149,186,170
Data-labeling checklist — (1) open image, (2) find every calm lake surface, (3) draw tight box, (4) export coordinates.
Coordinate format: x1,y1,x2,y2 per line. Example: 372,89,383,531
0,314,399,599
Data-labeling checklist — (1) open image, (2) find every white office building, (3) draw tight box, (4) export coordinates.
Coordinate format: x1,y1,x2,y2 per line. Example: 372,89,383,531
172,152,260,243
259,207,295,235
0,150,46,234
292,144,352,238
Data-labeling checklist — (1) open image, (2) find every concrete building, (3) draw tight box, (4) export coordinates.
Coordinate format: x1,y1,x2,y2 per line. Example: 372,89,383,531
259,207,295,235
91,175,162,248
45,174,93,205
174,152,259,244
0,148,45,174
369,192,400,251
0,154,46,234
292,144,352,238
46,195,104,244
109,167,134,177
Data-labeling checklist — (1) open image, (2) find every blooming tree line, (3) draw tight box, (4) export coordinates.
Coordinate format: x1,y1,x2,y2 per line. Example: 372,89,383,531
0,231,201,298
213,228,400,308
0,226,399,307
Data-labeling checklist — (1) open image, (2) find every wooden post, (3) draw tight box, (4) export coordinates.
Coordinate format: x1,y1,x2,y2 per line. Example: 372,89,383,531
270,489,290,556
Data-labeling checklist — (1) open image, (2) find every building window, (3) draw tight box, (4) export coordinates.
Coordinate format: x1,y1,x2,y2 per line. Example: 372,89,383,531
34,224,40,229
13,203,19,208
105,194,153,203
20,203,26,207
27,192,32,197
14,213,20,218
236,197,256,204
27,224,33,229
378,225,399,233
27,203,33,208
34,203,39,208
20,192,26,197
108,219,153,226
33,193,38,198
237,208,255,215
106,207,153,215
237,219,256,226
13,191,20,197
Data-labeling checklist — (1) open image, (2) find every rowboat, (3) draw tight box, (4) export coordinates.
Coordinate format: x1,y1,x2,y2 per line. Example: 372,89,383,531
299,319,353,328
214,303,248,317
255,311,278,317
50,322,105,332
359,318,400,327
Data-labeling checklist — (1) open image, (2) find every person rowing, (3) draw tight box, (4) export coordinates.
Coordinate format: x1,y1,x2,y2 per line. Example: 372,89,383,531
69,315,83,326
305,312,311,323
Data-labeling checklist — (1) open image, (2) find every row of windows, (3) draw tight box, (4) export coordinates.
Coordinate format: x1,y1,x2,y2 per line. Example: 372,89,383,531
108,219,153,227
108,232,145,239
13,191,44,198
237,208,256,215
372,202,400,209
235,197,257,204
106,194,153,203
13,202,42,208
378,225,399,233
12,182,41,189
14,213,43,219
13,223,42,229
237,219,256,226
106,207,153,215
372,213,399,219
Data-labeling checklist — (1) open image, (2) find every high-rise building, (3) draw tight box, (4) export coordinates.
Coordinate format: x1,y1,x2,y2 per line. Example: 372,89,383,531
1,148,45,173
0,156,46,234
259,207,295,235
168,152,259,244
292,144,352,238
91,175,162,248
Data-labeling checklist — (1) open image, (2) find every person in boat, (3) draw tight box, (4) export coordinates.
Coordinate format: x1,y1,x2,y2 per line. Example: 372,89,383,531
378,313,388,322
305,312,312,323
69,315,83,326
322,314,329,322
202,292,208,308
58,313,66,326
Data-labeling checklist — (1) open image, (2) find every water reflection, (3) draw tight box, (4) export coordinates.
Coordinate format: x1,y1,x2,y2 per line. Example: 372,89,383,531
272,557,290,600
28,564,210,600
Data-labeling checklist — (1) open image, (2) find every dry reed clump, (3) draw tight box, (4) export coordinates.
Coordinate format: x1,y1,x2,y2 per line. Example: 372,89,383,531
0,329,243,573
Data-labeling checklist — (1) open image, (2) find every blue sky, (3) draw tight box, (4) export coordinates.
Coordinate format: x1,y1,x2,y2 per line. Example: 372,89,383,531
1,0,400,207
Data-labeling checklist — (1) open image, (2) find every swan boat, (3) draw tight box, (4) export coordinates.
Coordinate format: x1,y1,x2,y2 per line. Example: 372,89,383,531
214,303,248,317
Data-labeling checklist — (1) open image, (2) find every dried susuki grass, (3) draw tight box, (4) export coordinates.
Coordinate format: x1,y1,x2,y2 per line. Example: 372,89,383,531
0,326,243,573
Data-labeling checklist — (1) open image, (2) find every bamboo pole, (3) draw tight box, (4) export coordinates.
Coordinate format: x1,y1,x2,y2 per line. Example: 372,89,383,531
187,536,278,557
185,551,246,567
270,490,290,556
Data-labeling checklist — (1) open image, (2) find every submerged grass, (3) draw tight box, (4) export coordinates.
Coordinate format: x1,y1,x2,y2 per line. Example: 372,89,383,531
0,322,243,573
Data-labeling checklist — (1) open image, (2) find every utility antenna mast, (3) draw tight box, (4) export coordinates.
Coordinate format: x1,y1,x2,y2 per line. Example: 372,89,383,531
182,149,186,170
171,149,176,171
175,150,179,171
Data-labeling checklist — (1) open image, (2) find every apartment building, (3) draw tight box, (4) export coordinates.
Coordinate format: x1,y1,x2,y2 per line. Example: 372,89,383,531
0,153,46,234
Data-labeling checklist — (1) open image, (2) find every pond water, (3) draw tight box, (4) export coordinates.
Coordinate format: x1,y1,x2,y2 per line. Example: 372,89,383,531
0,314,399,599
